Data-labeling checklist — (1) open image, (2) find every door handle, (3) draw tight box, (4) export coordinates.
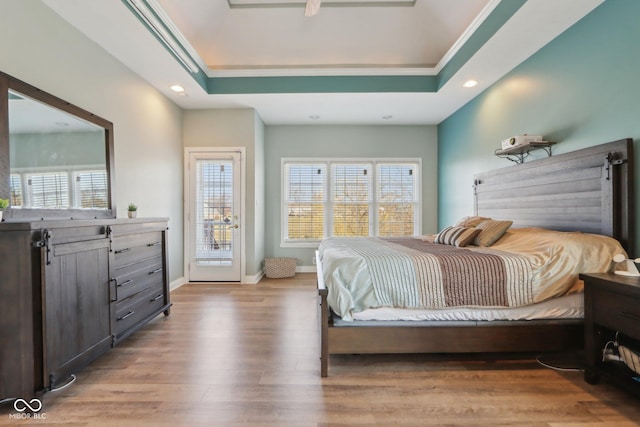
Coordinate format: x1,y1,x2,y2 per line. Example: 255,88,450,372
228,224,239,229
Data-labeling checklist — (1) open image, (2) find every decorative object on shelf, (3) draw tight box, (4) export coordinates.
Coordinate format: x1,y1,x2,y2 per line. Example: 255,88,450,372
0,198,8,222
495,141,556,164
495,134,555,164
501,134,543,150
612,253,640,276
127,203,138,219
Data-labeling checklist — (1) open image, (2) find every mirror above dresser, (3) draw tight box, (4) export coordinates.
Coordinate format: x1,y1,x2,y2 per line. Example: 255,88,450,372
0,71,116,221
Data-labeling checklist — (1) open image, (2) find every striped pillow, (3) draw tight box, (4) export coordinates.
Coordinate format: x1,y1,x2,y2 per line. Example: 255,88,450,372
473,220,513,246
434,226,481,247
454,216,491,228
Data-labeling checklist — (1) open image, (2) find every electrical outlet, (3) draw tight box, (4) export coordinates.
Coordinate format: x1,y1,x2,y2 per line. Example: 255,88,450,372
312,256,316,265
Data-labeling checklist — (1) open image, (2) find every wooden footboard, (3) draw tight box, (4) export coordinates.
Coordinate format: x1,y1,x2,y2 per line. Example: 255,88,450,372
316,252,583,377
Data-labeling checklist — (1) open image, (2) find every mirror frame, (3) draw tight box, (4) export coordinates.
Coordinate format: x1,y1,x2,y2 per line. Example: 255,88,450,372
0,71,116,221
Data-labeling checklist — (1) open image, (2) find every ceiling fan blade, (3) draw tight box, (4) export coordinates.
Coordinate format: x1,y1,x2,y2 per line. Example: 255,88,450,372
305,0,321,17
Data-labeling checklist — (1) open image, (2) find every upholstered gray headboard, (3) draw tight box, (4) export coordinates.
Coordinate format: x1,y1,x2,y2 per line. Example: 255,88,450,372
474,138,634,255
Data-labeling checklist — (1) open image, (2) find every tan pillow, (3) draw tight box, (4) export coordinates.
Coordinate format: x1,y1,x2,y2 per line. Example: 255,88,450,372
435,226,481,247
455,216,491,228
473,220,513,246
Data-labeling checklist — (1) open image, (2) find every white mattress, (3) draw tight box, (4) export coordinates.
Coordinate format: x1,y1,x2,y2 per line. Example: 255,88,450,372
352,292,583,322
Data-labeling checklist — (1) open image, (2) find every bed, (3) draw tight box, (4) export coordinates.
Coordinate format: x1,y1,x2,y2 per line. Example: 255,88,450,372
317,138,634,377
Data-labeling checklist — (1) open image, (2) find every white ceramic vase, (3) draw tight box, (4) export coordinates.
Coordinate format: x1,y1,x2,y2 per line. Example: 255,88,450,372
127,210,137,219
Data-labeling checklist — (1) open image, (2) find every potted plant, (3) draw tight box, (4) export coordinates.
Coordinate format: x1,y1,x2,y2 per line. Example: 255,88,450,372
127,203,138,219
0,198,8,222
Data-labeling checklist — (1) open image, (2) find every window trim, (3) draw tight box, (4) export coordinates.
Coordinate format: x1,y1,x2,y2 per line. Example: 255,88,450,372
281,157,421,248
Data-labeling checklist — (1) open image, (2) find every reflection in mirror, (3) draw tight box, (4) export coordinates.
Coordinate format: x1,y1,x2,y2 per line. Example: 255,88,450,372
9,90,108,211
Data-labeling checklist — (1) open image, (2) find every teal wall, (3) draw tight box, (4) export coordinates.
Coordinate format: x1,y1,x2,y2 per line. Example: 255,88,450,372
438,0,640,254
265,125,438,266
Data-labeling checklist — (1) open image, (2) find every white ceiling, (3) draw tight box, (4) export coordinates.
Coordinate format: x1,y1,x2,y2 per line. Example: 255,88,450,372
156,0,489,71
42,0,603,125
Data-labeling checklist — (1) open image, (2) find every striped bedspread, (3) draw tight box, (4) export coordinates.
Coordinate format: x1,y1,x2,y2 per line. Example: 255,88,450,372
373,238,533,308
318,231,624,321
319,237,532,320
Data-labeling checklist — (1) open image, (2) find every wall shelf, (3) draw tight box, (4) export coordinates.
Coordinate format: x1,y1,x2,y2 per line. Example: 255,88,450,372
494,141,556,164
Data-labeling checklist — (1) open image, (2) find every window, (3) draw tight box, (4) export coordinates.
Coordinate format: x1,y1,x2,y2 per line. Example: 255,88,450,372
284,163,326,240
377,163,416,236
10,167,108,209
73,170,109,209
27,171,70,209
332,163,371,236
283,159,420,245
9,174,23,206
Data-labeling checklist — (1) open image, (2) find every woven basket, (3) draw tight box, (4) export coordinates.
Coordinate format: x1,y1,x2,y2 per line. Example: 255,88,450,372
264,257,297,278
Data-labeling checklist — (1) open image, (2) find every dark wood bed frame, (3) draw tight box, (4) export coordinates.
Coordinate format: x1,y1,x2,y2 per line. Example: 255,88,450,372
317,138,634,377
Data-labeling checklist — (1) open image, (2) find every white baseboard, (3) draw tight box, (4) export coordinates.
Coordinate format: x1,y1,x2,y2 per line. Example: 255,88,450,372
244,271,264,284
169,273,268,287
255,266,315,281
170,276,187,292
173,268,312,286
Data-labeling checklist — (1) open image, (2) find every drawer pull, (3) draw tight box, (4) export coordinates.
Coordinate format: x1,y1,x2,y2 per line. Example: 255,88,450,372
117,311,135,321
149,268,163,275
620,311,640,322
115,248,131,254
116,279,134,288
147,242,161,247
150,294,164,302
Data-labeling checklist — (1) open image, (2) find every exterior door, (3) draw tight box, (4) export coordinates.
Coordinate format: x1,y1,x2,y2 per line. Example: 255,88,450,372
187,151,242,281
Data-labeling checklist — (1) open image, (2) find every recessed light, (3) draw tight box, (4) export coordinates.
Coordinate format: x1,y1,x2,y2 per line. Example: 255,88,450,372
309,115,320,120
170,84,185,93
463,80,478,88
382,115,393,120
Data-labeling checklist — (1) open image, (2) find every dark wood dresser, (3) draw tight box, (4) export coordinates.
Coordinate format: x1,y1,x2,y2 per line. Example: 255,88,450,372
580,273,640,397
0,218,171,400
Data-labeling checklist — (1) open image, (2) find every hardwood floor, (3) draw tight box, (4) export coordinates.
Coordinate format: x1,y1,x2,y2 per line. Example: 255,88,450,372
1,273,639,426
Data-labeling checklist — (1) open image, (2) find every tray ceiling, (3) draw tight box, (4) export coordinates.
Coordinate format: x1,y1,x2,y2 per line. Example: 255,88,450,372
42,0,604,125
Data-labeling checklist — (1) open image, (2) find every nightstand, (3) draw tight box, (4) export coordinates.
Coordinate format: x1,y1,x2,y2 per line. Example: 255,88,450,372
580,273,640,397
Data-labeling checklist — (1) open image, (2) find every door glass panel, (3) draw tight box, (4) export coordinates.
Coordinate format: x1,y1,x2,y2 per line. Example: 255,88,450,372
195,159,234,266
